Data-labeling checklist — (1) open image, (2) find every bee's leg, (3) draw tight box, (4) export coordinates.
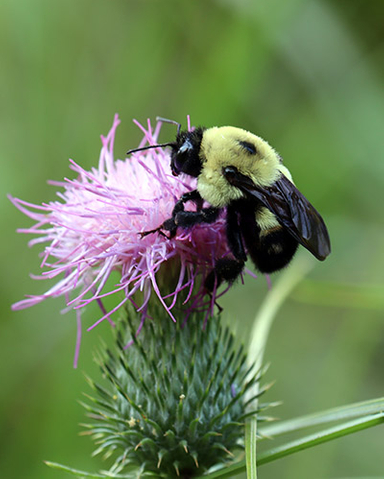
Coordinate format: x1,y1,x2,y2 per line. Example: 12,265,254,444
204,257,245,292
140,190,203,238
204,204,246,291
173,206,220,229
239,206,298,273
173,190,203,214
225,203,247,262
139,227,168,238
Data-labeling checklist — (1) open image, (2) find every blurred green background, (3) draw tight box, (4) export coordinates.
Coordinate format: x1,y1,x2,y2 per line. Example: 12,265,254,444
1,0,384,477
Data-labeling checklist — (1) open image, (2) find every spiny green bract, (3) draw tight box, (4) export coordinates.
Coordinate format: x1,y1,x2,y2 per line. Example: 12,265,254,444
83,310,267,478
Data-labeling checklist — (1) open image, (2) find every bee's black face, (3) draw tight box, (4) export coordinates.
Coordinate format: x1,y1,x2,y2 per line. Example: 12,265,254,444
171,137,193,176
170,128,205,178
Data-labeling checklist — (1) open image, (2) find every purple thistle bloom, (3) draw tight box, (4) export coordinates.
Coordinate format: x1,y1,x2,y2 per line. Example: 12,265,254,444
10,115,236,356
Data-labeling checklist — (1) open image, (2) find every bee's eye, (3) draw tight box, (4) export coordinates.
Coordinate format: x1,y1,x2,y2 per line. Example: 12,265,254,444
172,139,193,174
171,132,202,178
178,139,193,155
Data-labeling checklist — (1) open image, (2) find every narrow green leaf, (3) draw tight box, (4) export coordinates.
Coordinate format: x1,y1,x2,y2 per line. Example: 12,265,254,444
44,462,110,477
202,460,246,478
259,397,384,438
258,413,384,465
45,461,159,478
202,412,384,478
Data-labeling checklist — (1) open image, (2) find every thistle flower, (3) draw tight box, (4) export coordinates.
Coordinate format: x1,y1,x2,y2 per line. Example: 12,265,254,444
10,115,234,340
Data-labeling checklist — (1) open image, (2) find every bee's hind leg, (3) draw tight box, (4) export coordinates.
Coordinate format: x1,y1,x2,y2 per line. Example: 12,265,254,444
204,203,247,291
204,257,245,292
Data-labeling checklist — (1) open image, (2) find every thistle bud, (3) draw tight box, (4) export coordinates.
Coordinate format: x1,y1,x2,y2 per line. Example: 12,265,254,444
83,307,267,477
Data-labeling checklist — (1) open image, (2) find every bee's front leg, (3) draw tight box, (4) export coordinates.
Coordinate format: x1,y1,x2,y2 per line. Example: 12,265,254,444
139,190,204,238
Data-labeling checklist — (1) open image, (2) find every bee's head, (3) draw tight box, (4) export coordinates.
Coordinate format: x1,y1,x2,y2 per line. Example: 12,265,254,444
127,118,204,179
171,128,205,178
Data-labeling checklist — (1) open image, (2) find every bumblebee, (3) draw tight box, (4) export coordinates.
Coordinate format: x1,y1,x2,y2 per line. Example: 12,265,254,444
128,118,331,290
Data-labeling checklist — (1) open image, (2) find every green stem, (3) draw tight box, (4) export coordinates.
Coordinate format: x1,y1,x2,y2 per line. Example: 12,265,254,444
245,254,315,478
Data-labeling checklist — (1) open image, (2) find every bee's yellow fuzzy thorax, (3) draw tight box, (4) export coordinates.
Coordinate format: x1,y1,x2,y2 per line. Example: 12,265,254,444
197,126,290,208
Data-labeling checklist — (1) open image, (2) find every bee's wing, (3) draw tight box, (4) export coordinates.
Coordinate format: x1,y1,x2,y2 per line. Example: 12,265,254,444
228,171,331,260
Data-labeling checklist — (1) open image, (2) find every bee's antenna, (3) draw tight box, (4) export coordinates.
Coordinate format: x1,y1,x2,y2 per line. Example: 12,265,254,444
127,142,176,156
127,117,182,155
156,117,182,136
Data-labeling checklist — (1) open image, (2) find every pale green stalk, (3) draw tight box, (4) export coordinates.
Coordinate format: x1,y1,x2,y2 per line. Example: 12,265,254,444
245,253,315,478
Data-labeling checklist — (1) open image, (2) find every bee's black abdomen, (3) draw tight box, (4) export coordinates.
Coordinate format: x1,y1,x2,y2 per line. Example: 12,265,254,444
238,201,298,274
250,228,298,273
